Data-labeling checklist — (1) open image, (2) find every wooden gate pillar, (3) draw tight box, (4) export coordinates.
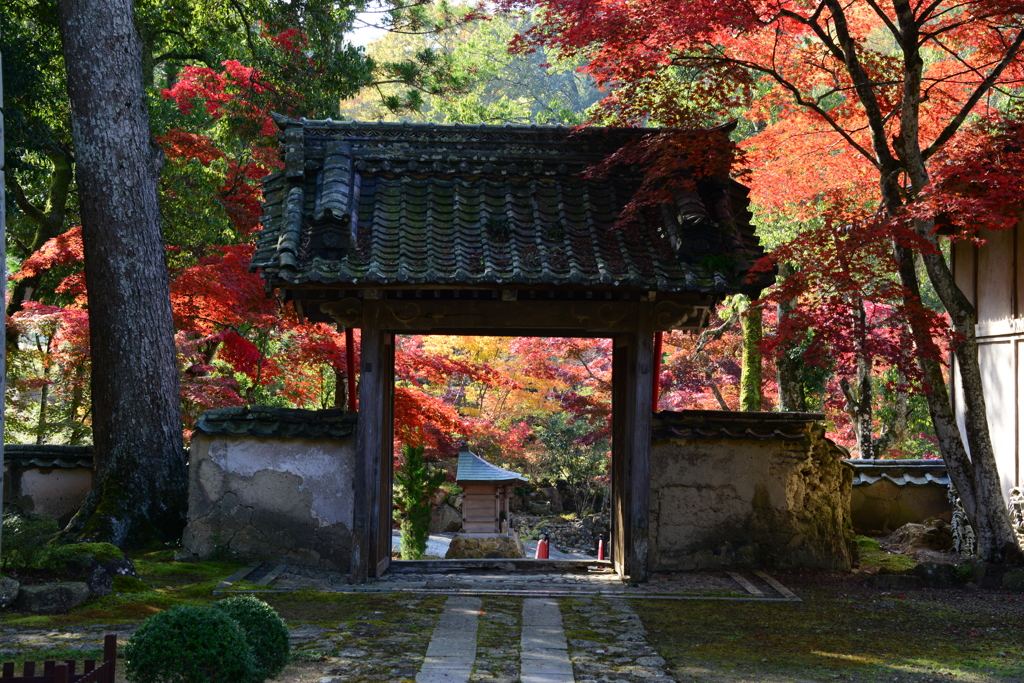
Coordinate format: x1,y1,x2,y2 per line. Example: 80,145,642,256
351,302,394,583
611,308,654,583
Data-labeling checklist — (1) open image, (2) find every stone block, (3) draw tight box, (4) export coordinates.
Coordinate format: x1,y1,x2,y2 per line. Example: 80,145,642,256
14,582,91,614
445,534,525,559
1002,568,1024,592
914,562,960,588
0,577,20,609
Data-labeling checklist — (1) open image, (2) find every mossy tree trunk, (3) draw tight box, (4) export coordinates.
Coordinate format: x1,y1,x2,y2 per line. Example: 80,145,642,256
739,300,762,412
57,0,186,547
775,263,807,412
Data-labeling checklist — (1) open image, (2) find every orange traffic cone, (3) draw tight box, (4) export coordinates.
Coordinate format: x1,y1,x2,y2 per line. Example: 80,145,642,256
535,535,549,559
597,534,606,561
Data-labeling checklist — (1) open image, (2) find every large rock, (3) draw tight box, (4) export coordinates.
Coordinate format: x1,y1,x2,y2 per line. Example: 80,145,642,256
14,582,91,614
430,503,463,533
537,487,562,512
0,577,20,609
53,544,138,596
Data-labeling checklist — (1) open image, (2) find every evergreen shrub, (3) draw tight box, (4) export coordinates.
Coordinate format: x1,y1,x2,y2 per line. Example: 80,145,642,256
124,605,256,683
213,596,290,679
394,443,447,559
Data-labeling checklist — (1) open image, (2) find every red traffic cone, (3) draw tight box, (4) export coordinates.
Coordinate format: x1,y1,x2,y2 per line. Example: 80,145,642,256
535,535,549,559
597,535,606,561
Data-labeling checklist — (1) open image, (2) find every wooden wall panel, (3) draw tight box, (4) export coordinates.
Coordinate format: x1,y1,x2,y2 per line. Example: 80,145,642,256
980,340,1016,499
1016,221,1023,319
1018,340,1024,489
952,238,976,309
977,228,1014,323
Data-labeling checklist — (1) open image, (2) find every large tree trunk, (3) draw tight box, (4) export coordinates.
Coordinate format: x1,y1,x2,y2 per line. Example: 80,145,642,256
889,216,1022,563
57,0,186,547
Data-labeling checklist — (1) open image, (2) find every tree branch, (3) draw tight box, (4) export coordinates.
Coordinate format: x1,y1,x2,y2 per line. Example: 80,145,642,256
7,173,48,226
923,28,1024,160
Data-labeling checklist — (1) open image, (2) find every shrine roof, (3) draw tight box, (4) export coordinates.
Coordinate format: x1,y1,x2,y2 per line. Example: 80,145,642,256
251,116,769,295
456,448,529,483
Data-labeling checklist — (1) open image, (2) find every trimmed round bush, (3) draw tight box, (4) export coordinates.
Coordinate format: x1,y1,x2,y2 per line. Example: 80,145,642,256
124,605,256,683
213,596,291,680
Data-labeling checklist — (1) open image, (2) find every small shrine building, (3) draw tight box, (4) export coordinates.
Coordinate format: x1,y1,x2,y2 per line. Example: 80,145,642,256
455,446,528,534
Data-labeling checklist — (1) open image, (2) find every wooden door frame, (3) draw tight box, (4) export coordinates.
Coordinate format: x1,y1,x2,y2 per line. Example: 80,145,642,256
350,304,653,583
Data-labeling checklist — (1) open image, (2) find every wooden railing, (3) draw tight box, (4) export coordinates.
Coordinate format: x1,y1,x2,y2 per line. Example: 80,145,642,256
1,634,116,683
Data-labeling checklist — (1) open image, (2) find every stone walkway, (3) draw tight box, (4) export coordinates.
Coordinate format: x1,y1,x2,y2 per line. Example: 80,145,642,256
299,594,678,682
416,596,481,683
520,598,572,683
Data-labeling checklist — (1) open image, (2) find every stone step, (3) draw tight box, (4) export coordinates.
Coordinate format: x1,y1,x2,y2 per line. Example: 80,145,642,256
390,559,612,574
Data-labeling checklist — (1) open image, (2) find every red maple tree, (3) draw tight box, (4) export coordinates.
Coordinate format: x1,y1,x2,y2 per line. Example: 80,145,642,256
509,0,1024,561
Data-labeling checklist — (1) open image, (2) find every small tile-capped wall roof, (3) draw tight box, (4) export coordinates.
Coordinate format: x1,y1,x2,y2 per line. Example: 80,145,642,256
652,409,827,442
3,444,93,469
456,448,528,483
845,459,950,487
252,117,768,295
194,406,356,441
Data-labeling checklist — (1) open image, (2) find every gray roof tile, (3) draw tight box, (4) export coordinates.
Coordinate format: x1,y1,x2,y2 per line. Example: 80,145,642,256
845,458,950,487
3,444,93,469
252,118,769,294
194,406,356,441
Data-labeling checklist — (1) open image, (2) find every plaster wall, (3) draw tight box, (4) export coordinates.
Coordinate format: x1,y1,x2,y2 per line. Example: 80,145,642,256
181,434,355,569
648,426,855,571
851,482,952,535
2,465,93,522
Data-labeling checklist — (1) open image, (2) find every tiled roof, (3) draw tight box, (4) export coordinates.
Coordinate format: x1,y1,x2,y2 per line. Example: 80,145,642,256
845,459,950,487
3,444,93,469
252,117,768,295
194,406,356,441
456,448,528,483
651,410,827,442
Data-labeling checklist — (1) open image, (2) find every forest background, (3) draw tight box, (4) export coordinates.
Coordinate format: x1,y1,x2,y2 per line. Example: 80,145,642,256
5,0,1018,513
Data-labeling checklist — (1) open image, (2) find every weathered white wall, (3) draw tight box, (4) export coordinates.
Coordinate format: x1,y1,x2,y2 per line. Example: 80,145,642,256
181,434,355,569
648,424,854,571
2,465,92,521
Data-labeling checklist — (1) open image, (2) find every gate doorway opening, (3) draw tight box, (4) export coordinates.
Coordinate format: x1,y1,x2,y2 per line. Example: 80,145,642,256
387,335,613,566
350,313,662,585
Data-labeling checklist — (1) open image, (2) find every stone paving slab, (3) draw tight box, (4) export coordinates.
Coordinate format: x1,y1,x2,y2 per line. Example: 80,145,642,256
520,599,573,683
416,595,481,683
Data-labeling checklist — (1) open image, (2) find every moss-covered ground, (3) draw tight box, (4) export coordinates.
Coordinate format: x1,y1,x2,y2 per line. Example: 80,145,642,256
639,575,1024,682
3,547,1023,682
856,534,920,573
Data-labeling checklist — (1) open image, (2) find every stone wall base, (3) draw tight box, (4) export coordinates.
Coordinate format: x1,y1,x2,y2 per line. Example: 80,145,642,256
445,533,526,559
